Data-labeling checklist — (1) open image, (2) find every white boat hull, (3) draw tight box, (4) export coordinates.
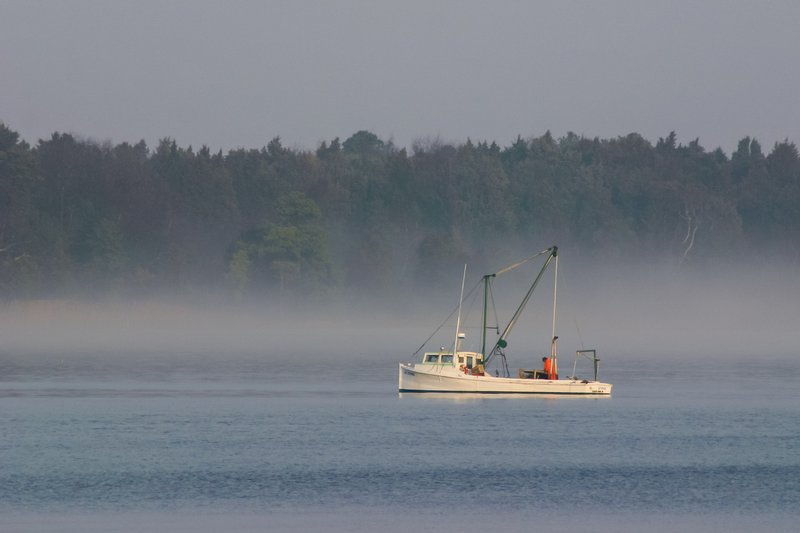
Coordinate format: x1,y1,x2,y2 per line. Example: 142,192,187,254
399,363,612,395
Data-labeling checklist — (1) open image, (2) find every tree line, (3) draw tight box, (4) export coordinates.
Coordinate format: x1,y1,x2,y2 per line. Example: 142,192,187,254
1,122,798,299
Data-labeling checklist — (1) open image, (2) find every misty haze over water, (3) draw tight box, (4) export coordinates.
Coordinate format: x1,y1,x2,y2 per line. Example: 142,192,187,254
2,257,798,361
2,257,799,533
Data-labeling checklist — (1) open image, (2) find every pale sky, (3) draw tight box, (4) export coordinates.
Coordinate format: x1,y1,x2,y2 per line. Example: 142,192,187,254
2,0,799,154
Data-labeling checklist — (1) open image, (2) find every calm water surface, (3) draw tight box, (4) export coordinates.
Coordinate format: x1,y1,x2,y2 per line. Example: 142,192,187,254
1,350,798,532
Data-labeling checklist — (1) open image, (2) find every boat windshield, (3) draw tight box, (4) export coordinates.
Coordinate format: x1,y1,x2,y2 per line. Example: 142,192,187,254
423,353,454,364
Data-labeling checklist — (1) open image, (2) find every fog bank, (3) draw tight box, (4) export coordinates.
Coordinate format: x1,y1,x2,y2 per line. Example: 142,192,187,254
1,259,797,368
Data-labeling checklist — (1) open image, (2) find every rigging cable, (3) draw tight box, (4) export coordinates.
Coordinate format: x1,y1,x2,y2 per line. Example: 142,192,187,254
556,266,585,351
411,278,482,357
493,248,551,277
413,248,552,359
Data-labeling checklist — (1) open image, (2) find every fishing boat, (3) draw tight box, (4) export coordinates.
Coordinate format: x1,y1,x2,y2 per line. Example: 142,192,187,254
398,246,612,395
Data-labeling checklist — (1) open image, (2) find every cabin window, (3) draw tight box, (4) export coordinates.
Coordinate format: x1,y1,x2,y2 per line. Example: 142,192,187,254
441,355,453,364
424,354,439,363
466,356,474,369
458,356,464,364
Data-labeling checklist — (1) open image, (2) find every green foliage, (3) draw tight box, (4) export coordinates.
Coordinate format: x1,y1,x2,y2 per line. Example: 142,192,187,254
343,130,385,155
276,191,322,225
87,218,128,276
1,121,799,298
227,192,332,294
415,231,468,283
225,247,252,298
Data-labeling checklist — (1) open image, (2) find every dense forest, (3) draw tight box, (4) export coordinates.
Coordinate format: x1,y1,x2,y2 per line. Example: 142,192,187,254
1,121,798,300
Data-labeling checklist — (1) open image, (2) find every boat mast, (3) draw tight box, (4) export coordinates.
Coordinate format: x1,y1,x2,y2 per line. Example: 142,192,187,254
480,273,493,359
550,249,559,377
453,264,467,356
551,251,558,342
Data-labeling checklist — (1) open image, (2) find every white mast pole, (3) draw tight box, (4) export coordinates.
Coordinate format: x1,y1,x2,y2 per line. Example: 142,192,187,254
454,264,467,359
550,253,559,376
